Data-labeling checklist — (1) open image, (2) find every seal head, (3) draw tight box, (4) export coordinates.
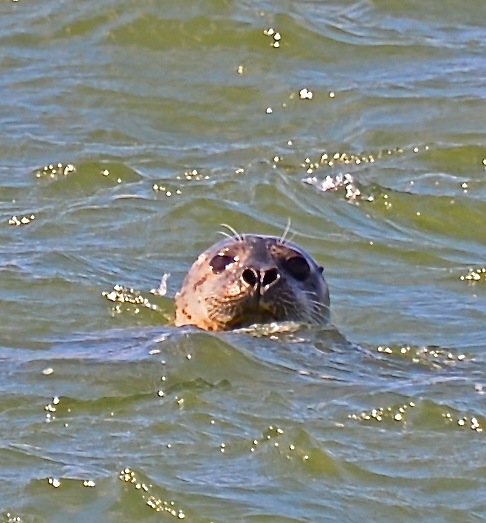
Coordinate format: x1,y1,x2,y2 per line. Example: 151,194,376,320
175,234,330,331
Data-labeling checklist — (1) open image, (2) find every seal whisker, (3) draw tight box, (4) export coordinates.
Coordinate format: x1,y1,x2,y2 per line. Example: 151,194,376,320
311,304,331,324
218,229,234,240
303,293,328,309
219,223,244,242
301,291,330,324
279,218,292,245
302,290,323,301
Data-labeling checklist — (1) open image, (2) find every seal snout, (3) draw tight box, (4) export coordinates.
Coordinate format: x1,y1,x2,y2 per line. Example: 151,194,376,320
241,266,280,295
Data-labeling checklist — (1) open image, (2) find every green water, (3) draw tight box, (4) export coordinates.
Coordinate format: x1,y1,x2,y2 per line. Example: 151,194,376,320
1,0,485,521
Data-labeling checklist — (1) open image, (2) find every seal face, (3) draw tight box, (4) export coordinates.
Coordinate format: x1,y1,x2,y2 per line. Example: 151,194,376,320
175,234,330,331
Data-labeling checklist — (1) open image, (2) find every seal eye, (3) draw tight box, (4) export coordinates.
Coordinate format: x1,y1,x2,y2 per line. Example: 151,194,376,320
210,254,235,274
284,255,310,281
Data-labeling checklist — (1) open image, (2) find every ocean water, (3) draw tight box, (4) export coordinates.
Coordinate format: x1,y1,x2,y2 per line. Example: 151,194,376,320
1,0,485,521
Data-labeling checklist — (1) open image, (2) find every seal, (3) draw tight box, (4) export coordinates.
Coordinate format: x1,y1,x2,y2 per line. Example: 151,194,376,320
175,233,330,331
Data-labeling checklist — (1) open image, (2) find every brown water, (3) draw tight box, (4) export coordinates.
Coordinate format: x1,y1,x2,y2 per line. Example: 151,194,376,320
1,1,485,521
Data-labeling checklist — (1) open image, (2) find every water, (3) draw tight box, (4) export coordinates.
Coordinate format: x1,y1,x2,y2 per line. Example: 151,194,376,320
1,0,485,521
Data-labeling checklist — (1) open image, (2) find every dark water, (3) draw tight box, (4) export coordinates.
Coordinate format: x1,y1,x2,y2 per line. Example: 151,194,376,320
1,0,485,521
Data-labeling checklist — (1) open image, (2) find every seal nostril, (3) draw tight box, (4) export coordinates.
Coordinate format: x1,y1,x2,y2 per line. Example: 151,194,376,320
242,268,259,287
261,268,279,288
